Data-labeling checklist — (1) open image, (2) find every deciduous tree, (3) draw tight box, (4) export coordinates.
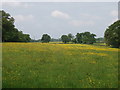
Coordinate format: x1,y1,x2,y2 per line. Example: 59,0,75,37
41,34,51,43
61,35,70,43
1,10,31,42
104,20,120,48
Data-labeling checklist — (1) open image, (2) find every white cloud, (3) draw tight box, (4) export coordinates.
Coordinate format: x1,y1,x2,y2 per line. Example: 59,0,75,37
51,10,70,19
14,15,34,22
69,20,94,27
110,10,118,17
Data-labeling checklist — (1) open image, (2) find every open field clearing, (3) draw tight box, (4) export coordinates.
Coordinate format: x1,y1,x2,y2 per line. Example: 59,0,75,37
2,43,119,88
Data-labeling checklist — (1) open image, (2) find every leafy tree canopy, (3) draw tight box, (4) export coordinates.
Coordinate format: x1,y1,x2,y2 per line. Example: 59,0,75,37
76,32,96,44
41,34,51,43
68,33,74,41
104,20,120,48
1,10,31,42
61,35,70,44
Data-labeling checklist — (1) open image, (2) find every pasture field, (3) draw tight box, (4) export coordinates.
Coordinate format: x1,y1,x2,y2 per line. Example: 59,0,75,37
2,43,119,88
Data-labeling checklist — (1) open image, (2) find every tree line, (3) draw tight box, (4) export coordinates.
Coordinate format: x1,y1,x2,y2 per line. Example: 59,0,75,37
1,10,120,48
40,32,96,44
61,32,96,44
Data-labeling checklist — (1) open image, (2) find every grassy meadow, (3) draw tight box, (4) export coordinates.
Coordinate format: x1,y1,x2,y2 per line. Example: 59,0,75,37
2,43,119,88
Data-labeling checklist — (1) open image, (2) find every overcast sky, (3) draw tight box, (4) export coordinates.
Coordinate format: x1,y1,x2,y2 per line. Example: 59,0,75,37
2,2,118,39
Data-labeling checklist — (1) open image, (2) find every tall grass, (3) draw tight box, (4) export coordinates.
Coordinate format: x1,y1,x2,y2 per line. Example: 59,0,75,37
2,43,119,88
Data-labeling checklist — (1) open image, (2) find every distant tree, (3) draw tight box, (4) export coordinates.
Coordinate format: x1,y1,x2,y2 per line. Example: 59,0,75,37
104,20,120,48
72,38,77,44
51,38,62,42
96,37,104,43
41,34,51,43
76,33,82,43
31,39,41,42
61,35,70,43
21,33,31,42
81,32,90,44
89,33,96,44
76,32,96,44
68,33,74,41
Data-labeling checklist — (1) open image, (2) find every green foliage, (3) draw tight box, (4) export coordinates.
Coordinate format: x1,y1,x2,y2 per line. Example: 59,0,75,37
76,33,82,43
76,32,96,44
96,37,104,43
68,33,74,41
104,20,120,48
51,38,61,42
41,34,51,43
61,35,70,43
61,32,96,44
71,38,77,44
1,10,31,42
